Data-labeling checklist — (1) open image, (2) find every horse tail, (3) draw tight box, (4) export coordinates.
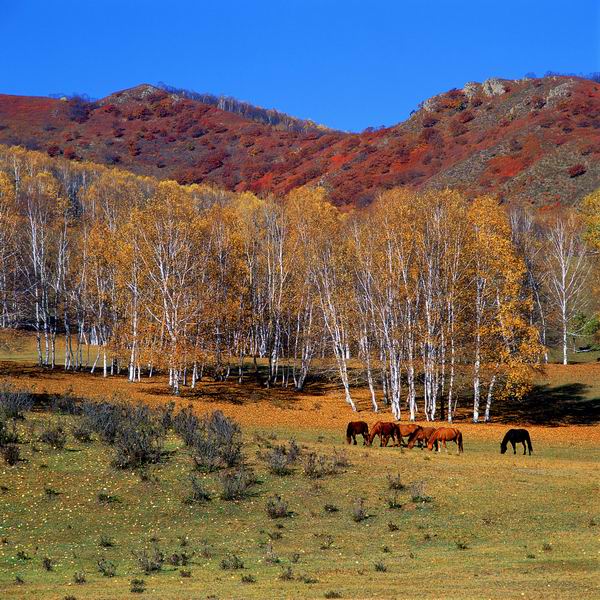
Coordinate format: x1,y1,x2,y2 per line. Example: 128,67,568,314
457,431,463,453
345,422,352,444
526,432,533,454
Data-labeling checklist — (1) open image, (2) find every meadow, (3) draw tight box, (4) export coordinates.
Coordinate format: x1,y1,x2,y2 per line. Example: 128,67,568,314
0,341,599,600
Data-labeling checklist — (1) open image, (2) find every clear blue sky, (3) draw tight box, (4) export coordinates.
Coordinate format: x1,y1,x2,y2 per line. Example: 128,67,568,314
1,0,598,131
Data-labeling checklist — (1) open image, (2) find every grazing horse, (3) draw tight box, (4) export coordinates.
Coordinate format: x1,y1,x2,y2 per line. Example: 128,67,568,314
346,421,369,445
500,429,533,455
406,426,437,449
367,421,399,447
394,423,421,447
427,428,463,454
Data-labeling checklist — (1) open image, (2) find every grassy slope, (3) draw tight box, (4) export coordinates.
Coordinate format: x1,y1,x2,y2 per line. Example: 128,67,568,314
0,415,598,600
0,338,599,599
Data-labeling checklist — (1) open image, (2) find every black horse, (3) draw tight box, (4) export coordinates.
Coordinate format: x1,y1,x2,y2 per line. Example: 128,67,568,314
500,429,533,455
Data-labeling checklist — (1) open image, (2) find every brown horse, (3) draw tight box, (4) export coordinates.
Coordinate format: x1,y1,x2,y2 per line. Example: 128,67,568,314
367,421,399,447
394,423,421,447
406,426,437,449
427,427,463,454
346,421,369,445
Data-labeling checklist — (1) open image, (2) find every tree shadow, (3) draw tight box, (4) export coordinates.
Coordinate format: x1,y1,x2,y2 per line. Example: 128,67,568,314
494,383,600,426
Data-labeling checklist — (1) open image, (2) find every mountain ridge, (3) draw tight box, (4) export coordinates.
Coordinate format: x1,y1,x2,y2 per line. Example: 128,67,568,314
0,75,598,206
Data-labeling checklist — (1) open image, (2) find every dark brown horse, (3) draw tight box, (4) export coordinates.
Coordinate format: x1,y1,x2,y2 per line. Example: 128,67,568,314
367,421,399,447
394,423,421,447
427,427,463,454
346,421,369,445
500,429,533,455
406,426,437,449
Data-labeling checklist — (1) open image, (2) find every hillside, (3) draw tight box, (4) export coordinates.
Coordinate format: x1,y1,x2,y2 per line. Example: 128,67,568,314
0,76,598,206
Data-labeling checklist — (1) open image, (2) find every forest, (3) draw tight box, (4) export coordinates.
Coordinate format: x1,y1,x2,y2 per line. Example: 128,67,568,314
0,146,598,423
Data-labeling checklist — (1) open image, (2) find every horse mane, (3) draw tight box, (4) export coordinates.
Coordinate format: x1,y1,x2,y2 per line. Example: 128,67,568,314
406,426,422,445
345,422,353,443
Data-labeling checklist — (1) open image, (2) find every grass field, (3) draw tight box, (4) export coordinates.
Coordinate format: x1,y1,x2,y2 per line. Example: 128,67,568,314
0,337,599,599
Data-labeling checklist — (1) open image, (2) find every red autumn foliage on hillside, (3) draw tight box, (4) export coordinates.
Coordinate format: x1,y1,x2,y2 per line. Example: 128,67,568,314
0,77,599,206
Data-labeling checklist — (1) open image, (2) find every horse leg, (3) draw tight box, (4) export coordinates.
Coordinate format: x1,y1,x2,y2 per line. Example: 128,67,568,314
522,441,526,455
381,434,386,447
353,434,357,445
512,441,516,454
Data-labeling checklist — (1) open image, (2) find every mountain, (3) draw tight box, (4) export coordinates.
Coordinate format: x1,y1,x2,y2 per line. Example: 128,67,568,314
0,77,598,206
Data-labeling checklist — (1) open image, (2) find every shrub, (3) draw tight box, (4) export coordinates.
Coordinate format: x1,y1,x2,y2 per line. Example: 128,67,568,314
220,554,244,570
180,569,192,577
374,561,387,572
2,445,20,465
410,480,433,503
81,401,122,444
97,558,116,577
72,421,93,443
387,493,403,510
192,411,243,471
351,498,369,522
97,491,121,504
41,556,54,571
112,405,165,469
324,503,339,513
455,540,469,550
51,390,80,414
44,487,60,499
387,473,405,490
0,384,33,419
318,535,334,550
303,452,334,479
73,571,86,584
330,449,350,469
167,550,194,566
279,566,294,581
134,546,164,574
266,495,290,519
185,474,211,503
324,592,342,599
241,574,256,583
266,444,295,475
99,535,114,548
568,164,586,178
219,467,256,500
130,578,146,593
15,575,25,585
39,424,67,449
0,416,18,446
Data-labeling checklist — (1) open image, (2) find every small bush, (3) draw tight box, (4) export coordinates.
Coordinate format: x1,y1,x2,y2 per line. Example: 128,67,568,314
318,534,334,550
303,452,337,479
299,574,318,584
351,498,368,522
410,480,433,503
16,550,31,561
167,551,194,566
324,503,339,513
81,401,122,444
220,554,244,570
0,384,33,419
73,571,86,584
542,542,553,552
134,546,164,574
172,405,199,446
374,561,387,572
331,449,350,469
97,558,116,577
0,416,19,446
41,556,54,571
2,445,20,465
266,495,290,519
130,578,146,593
219,467,256,500
180,569,192,577
44,487,60,499
15,574,25,584
266,445,293,475
241,574,256,583
387,493,403,510
97,491,121,504
51,390,80,414
99,535,114,548
387,473,405,490
279,566,294,581
186,474,211,503
388,522,399,532
455,540,469,550
112,405,164,469
72,422,93,443
192,410,243,471
324,592,342,599
39,424,67,449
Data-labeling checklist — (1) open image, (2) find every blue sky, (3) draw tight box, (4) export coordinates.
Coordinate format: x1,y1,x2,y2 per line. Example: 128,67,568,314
1,0,598,131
